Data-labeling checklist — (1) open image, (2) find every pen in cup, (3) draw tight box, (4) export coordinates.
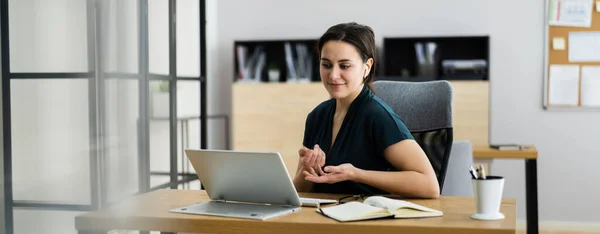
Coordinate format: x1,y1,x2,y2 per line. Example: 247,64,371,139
469,166,478,179
478,165,487,180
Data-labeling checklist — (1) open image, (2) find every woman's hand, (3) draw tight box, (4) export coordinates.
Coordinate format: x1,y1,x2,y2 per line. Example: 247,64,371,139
298,144,326,176
303,163,360,184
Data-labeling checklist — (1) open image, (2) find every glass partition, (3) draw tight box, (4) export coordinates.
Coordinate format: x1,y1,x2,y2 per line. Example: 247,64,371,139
1,0,207,233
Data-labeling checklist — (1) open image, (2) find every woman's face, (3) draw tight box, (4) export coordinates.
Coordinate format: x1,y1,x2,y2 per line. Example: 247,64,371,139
320,40,372,100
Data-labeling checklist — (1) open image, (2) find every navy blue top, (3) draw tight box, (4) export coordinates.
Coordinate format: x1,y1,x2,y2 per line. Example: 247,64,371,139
302,85,414,195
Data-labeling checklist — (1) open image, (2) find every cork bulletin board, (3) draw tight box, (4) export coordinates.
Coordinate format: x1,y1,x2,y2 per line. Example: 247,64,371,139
544,0,600,109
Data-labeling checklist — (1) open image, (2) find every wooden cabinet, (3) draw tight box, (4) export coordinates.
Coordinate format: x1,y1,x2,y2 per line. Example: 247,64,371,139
232,81,489,176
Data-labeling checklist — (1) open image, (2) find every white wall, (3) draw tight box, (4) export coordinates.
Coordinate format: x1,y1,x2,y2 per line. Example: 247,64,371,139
214,0,600,223
488,0,600,223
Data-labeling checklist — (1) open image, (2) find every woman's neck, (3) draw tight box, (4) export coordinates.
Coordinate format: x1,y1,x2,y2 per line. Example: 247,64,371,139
335,85,364,114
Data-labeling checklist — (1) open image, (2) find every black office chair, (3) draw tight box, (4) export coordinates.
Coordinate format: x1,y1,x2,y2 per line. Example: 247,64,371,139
372,80,454,192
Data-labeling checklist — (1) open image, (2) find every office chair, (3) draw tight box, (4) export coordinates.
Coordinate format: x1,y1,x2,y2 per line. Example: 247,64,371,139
372,80,454,192
441,140,474,196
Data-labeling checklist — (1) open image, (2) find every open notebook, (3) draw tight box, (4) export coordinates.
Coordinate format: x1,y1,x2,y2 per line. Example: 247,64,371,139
317,196,443,222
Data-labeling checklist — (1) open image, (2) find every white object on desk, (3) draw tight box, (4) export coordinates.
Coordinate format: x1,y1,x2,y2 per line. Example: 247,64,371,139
472,177,505,221
317,196,443,222
581,66,600,107
596,0,600,11
548,64,580,106
299,197,338,207
170,150,303,220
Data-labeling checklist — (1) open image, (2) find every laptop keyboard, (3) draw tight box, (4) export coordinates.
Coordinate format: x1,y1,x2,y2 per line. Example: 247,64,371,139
299,197,338,207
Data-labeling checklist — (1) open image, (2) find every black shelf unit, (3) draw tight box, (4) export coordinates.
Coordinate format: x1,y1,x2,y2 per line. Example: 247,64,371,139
234,39,320,83
383,36,489,81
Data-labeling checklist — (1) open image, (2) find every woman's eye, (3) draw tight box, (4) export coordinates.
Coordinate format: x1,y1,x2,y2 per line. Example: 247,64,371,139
322,63,332,69
340,64,350,69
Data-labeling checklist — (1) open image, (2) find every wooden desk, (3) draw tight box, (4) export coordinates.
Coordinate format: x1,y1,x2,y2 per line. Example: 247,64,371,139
473,145,539,234
76,189,516,234
473,145,538,160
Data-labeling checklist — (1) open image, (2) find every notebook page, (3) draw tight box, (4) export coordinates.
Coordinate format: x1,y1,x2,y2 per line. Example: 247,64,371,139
394,208,442,218
363,196,403,211
318,201,389,221
364,196,443,216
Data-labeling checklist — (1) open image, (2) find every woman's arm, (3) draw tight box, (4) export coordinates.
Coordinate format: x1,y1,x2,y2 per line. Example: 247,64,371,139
293,146,325,192
293,162,314,192
303,139,439,199
356,139,439,198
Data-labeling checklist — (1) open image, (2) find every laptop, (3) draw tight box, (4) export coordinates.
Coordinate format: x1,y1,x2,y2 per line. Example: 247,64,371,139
169,149,303,220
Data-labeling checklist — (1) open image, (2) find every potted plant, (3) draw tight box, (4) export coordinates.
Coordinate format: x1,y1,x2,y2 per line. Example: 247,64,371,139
150,80,170,118
267,63,280,82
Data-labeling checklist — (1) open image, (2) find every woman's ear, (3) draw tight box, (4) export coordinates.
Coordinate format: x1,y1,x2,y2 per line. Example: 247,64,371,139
364,58,374,78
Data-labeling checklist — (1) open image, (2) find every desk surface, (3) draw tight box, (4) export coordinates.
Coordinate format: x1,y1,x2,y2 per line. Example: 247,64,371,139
473,145,538,159
75,189,516,234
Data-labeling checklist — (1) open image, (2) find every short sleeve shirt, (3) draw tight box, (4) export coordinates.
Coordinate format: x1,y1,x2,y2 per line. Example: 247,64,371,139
302,85,414,195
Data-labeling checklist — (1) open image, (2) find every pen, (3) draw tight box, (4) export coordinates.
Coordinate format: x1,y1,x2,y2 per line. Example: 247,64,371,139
478,165,487,180
469,166,478,179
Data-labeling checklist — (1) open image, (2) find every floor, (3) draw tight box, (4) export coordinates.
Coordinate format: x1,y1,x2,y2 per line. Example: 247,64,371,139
515,221,600,234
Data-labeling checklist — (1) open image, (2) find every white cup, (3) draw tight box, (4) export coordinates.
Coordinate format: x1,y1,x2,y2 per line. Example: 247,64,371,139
471,176,505,220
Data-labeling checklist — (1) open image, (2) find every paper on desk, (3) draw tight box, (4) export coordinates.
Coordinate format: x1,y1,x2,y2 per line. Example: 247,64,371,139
548,64,580,106
548,0,594,27
569,32,600,62
580,66,600,107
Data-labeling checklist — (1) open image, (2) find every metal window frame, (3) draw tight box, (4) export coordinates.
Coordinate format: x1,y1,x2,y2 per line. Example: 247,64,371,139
0,0,209,233
144,0,214,192
137,0,151,196
168,0,179,190
87,0,101,212
1,0,13,233
1,0,101,221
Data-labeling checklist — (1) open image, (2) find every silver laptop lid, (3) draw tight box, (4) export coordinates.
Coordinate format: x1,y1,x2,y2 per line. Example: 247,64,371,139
185,149,302,207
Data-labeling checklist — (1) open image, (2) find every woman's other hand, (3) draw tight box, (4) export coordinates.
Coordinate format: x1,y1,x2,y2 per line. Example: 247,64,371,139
303,163,359,184
298,144,326,176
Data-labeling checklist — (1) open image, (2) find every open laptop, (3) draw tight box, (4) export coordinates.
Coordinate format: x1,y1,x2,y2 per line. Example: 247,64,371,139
169,149,303,220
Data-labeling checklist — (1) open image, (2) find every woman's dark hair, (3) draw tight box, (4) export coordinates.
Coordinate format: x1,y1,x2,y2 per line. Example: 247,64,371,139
317,22,376,91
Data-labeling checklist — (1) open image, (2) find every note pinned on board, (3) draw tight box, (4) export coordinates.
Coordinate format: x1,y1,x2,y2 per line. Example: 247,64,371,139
569,32,600,62
548,65,580,106
580,66,600,107
553,37,566,50
548,0,594,27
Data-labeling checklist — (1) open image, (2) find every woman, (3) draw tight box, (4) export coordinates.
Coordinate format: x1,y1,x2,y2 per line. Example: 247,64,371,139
292,22,440,199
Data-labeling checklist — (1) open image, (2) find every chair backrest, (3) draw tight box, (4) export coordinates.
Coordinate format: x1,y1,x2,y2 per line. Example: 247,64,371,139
372,80,454,192
441,140,474,196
